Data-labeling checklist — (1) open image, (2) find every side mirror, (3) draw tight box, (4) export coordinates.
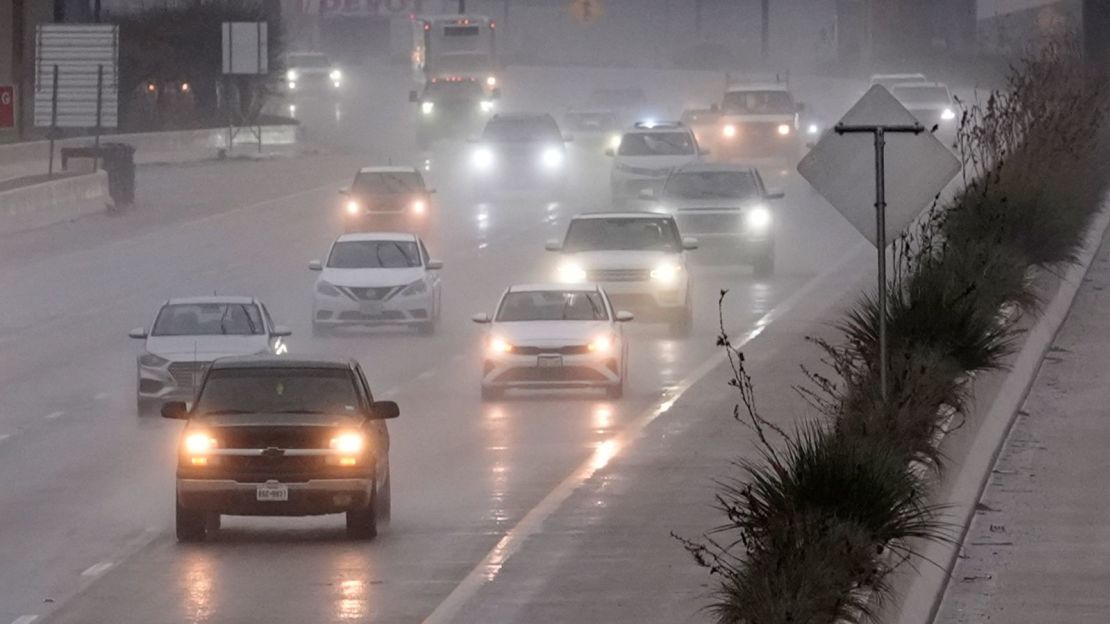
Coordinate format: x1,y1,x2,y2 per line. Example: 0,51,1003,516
271,325,292,338
638,188,656,201
161,401,188,420
308,260,323,271
616,310,634,322
129,327,148,339
604,148,615,157
369,400,400,420
544,239,563,252
409,90,419,103
765,190,785,200
471,312,492,324
682,237,700,251
426,259,444,270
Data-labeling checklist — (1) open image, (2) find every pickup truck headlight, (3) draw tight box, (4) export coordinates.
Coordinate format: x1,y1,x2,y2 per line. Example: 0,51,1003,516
139,353,169,367
650,262,682,284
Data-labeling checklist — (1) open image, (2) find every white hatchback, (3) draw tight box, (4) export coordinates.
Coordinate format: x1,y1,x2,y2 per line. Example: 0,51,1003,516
473,284,633,401
310,233,443,336
607,122,704,206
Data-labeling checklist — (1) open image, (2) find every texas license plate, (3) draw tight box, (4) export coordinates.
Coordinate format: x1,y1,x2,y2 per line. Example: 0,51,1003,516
256,482,288,502
537,355,563,368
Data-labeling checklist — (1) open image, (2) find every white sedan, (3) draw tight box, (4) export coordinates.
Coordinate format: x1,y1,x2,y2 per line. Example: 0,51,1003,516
310,232,443,336
472,284,633,401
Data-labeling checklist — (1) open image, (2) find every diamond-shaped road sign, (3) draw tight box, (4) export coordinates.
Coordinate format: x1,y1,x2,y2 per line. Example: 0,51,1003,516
797,85,960,248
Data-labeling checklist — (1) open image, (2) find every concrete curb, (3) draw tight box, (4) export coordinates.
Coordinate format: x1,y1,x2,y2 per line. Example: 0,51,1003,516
894,204,1110,624
0,171,110,235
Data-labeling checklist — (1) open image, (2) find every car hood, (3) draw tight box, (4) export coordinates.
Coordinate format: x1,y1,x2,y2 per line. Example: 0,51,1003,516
492,320,613,345
563,249,680,269
145,335,270,360
191,412,366,428
321,267,424,288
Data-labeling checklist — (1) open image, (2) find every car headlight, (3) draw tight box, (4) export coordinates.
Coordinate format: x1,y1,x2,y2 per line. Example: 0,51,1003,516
650,262,682,284
329,69,342,81
588,334,615,355
486,75,497,87
329,431,364,454
540,146,564,170
345,199,360,215
316,280,341,297
411,199,427,215
608,134,622,151
479,100,495,113
488,335,513,354
286,69,298,81
139,352,169,367
184,431,218,455
941,107,956,121
556,261,587,283
288,81,297,90
421,101,435,115
400,279,428,296
777,123,791,136
807,123,820,135
722,124,737,138
746,205,772,231
472,146,494,170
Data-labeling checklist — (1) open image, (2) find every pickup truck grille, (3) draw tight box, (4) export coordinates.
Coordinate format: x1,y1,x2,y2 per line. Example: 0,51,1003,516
216,426,335,450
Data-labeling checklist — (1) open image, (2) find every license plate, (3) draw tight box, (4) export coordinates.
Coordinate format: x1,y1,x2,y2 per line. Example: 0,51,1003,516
359,301,382,315
537,355,563,368
256,482,288,502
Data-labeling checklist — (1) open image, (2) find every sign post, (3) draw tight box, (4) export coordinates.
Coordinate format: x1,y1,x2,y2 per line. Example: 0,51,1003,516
798,86,960,402
222,22,269,153
0,86,14,129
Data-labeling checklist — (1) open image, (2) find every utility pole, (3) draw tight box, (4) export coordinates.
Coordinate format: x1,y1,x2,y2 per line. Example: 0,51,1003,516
1084,0,1110,69
458,0,465,14
760,0,769,60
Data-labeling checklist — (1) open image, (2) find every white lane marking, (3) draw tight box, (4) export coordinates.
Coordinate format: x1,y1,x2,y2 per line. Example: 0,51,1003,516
81,561,113,577
422,243,869,624
45,411,64,420
93,392,109,401
11,616,38,624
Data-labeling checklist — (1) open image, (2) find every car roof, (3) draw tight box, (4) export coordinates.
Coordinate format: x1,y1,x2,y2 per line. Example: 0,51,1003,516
673,161,758,174
570,211,674,220
357,166,419,174
334,232,418,243
210,355,356,371
725,83,789,93
507,283,602,293
165,296,257,305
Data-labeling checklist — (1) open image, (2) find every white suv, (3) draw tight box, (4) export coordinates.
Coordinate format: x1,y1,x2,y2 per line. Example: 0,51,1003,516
546,212,697,335
309,233,443,336
607,122,704,206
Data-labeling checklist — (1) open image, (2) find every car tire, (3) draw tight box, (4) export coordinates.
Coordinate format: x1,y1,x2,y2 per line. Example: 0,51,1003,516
346,496,378,540
376,473,391,525
480,385,503,402
176,499,207,542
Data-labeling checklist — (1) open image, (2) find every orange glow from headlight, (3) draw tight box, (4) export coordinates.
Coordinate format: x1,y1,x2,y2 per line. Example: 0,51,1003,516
588,335,613,354
345,200,360,215
330,432,365,454
489,336,513,354
339,457,357,466
412,199,427,214
722,124,737,138
190,457,208,466
184,432,217,455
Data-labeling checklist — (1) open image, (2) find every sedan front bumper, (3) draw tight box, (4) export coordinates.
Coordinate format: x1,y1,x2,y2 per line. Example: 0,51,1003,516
482,352,621,390
314,290,433,327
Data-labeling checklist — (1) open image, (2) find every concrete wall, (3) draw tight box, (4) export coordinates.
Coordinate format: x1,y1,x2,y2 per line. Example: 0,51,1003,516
0,170,110,234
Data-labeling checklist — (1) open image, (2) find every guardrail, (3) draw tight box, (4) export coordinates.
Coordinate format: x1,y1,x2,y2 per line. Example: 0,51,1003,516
0,171,110,235
0,124,299,183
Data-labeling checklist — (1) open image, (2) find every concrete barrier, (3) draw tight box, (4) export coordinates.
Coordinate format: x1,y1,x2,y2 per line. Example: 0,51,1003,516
0,171,111,235
0,124,300,183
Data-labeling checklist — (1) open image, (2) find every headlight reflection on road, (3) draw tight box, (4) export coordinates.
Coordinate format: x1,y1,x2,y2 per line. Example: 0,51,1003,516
593,405,613,432
590,438,622,471
181,551,215,622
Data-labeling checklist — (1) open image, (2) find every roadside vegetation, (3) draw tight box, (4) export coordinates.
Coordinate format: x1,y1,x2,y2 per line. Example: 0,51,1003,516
679,39,1110,623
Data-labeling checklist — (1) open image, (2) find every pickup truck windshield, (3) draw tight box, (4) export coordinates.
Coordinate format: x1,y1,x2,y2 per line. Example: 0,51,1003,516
195,368,361,415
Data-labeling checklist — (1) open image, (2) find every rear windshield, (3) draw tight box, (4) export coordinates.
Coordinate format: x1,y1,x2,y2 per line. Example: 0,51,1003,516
483,118,561,143
664,171,761,200
563,217,681,252
496,291,609,322
617,131,695,156
328,240,422,269
352,171,423,195
195,368,360,415
722,90,794,114
152,303,265,336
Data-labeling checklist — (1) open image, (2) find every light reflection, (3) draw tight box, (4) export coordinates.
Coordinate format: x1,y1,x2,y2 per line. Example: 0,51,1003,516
485,406,509,526
590,438,621,471
336,579,366,620
593,405,612,431
181,551,215,622
751,282,771,315
546,202,559,212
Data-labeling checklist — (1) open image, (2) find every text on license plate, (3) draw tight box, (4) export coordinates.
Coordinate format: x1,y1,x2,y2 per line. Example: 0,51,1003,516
537,355,563,368
256,483,289,502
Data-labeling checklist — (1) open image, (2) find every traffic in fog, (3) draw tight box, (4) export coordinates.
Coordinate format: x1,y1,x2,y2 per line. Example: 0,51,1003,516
0,0,1037,622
